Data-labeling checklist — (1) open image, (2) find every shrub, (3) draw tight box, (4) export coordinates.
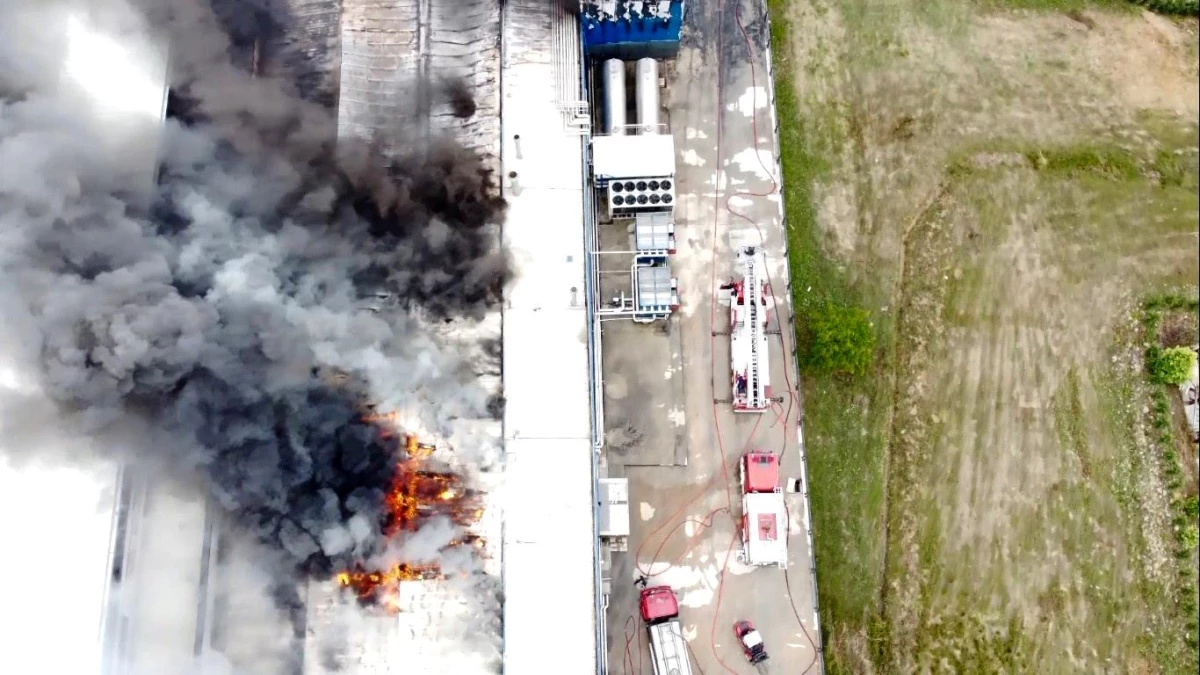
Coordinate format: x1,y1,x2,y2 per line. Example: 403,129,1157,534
1129,0,1200,17
1184,496,1200,520
801,301,876,376
1181,524,1200,551
1149,346,1197,385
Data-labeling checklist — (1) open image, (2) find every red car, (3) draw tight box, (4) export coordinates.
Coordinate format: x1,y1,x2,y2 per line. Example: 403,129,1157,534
734,620,769,664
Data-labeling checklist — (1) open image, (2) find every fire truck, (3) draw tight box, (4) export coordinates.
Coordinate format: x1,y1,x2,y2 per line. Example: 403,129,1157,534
638,585,695,675
738,452,788,568
722,246,772,413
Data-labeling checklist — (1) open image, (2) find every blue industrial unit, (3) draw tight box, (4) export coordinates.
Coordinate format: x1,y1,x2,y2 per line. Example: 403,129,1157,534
579,1,686,61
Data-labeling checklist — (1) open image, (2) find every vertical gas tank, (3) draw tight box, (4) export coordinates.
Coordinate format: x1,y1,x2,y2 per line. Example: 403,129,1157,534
635,57,660,134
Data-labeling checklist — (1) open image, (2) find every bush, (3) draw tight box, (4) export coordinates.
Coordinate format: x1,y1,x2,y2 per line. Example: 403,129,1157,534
801,301,876,376
1149,346,1197,385
1129,0,1200,17
1184,496,1200,520
1181,524,1200,551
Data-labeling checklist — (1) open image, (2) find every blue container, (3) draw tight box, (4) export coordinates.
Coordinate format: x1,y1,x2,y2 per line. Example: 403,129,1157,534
579,1,686,61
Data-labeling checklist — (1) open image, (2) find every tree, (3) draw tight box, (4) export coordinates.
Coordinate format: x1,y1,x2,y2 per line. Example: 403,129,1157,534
801,301,876,376
1149,346,1197,385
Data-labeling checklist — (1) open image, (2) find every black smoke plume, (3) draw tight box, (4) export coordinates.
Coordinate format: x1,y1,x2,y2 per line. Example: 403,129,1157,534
0,0,507,613
440,76,478,119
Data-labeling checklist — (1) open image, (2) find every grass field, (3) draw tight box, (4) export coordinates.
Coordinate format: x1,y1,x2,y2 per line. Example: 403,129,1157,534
767,0,1200,672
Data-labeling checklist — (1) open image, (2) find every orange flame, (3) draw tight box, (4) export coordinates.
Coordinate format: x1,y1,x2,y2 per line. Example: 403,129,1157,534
335,426,484,612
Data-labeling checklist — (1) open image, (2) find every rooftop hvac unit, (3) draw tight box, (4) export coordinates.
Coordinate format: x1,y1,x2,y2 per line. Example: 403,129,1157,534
634,211,676,257
608,176,674,218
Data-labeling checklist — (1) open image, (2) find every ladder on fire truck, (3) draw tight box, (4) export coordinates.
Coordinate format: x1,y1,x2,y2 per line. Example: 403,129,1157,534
647,622,694,675
744,251,764,410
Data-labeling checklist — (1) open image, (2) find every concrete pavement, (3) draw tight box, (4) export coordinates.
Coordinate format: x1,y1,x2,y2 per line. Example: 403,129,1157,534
601,1,824,673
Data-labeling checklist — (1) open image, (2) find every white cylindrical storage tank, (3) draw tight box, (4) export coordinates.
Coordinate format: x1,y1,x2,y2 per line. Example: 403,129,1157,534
603,59,627,135
635,57,660,134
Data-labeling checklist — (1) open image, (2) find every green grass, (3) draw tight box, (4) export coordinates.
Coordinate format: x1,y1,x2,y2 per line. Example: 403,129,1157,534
768,2,894,665
982,0,1126,10
1026,145,1143,180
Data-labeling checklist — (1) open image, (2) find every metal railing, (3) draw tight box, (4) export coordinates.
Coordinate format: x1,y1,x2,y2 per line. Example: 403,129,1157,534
596,122,670,136
571,15,609,674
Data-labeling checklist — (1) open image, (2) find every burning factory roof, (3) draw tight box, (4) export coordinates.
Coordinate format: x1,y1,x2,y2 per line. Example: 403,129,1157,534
334,426,487,614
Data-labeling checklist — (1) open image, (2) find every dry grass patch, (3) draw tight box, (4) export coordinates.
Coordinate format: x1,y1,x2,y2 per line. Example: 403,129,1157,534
771,0,1200,672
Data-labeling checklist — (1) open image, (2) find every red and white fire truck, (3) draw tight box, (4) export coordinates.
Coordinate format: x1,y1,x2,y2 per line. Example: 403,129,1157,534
723,246,772,413
639,585,695,675
738,452,788,568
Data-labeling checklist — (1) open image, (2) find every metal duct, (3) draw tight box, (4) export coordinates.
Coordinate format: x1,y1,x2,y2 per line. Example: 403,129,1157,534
635,57,659,134
602,58,627,135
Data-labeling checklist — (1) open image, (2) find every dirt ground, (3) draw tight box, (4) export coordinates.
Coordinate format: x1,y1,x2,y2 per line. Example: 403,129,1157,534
776,1,1200,673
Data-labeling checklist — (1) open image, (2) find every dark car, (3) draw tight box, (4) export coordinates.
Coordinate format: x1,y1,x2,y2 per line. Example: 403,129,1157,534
734,620,768,664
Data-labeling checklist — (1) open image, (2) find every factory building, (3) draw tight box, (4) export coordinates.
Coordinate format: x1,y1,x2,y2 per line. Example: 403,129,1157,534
2,3,693,675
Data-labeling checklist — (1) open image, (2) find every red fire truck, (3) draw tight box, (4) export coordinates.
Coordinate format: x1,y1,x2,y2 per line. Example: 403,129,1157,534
722,246,772,413
739,452,788,567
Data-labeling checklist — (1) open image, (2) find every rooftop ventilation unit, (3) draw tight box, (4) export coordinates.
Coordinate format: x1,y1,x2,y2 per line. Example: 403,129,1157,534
607,176,674,217
633,211,676,259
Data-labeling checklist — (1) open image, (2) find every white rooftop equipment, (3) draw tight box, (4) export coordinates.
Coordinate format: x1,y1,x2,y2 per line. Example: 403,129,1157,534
591,134,675,178
633,211,676,258
635,264,678,314
598,478,631,551
724,246,772,413
606,175,675,218
598,260,679,323
590,126,675,219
